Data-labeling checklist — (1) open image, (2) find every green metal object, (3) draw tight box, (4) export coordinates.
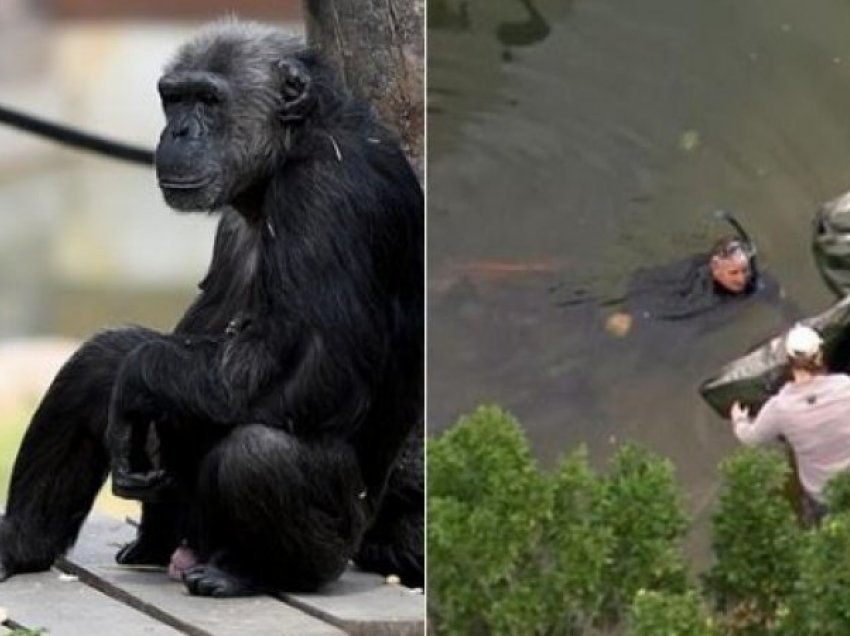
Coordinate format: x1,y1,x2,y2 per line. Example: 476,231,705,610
700,295,850,418
813,191,850,297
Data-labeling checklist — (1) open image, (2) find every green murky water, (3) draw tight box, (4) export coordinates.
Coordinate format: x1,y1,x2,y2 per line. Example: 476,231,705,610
428,0,850,559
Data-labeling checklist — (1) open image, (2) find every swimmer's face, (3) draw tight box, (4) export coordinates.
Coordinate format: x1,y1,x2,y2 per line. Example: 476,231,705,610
711,256,751,294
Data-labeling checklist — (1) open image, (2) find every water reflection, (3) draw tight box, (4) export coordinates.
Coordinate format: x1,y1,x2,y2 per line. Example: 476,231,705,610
496,0,555,49
430,0,560,47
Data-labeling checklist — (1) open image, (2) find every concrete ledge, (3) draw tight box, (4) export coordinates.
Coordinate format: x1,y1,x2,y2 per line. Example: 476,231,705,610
285,570,425,636
2,568,183,636
1,513,424,635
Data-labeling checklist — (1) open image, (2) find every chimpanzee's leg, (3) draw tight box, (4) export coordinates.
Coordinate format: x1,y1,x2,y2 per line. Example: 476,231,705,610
0,328,159,579
114,501,184,566
354,425,423,588
182,425,370,596
105,335,240,568
106,336,236,497
115,421,211,568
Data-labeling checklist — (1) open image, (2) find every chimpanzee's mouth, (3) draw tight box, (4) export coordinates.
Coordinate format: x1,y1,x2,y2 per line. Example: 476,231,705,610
158,177,213,190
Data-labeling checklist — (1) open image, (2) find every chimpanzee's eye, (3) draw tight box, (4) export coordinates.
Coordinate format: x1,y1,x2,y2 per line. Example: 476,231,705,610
161,93,181,108
200,91,219,106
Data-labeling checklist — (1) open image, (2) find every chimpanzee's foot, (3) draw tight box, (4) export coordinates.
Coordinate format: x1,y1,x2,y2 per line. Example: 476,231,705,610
167,545,198,581
115,536,173,566
356,541,423,588
0,521,14,581
0,548,51,580
0,537,10,581
0,521,53,580
183,563,254,597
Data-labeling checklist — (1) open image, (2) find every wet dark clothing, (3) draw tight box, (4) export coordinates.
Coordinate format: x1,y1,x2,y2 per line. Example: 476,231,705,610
625,252,766,321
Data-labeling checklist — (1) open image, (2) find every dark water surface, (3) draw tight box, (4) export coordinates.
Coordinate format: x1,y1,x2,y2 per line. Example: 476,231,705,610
428,0,850,554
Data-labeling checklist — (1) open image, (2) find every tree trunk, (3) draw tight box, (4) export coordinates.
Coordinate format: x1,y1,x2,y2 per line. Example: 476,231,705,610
303,0,424,174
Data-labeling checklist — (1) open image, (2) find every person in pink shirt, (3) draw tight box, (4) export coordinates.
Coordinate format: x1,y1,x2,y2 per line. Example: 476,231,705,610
731,324,850,524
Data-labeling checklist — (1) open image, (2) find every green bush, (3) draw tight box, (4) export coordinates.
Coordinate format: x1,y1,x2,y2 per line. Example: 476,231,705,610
428,405,550,635
629,590,716,636
703,447,802,634
533,448,611,635
772,470,850,634
779,512,850,635
428,407,690,635
429,406,850,635
822,469,850,514
596,443,689,625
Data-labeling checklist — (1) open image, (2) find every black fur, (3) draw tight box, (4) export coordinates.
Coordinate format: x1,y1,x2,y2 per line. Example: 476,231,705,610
0,20,423,596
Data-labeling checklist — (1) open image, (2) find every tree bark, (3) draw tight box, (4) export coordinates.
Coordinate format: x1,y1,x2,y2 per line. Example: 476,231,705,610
303,0,424,174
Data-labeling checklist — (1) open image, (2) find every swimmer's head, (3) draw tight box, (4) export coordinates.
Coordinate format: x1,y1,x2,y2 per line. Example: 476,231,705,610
710,237,752,294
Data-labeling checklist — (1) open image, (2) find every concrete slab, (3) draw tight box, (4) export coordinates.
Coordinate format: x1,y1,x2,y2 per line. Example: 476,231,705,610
1,568,182,636
2,512,423,635
64,515,345,636
285,571,425,636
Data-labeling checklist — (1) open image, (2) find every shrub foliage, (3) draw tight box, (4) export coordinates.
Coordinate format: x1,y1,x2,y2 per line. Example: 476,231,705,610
429,406,850,635
428,406,689,635
703,447,802,634
629,590,716,636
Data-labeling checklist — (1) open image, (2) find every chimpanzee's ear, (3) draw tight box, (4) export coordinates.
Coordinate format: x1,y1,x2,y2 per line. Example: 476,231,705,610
277,58,315,122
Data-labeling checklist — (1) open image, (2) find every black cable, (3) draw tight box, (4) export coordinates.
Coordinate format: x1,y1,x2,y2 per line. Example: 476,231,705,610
0,103,154,166
714,209,753,248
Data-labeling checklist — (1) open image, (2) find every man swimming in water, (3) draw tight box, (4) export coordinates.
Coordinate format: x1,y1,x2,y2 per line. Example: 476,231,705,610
604,236,765,337
549,207,796,336
620,235,763,323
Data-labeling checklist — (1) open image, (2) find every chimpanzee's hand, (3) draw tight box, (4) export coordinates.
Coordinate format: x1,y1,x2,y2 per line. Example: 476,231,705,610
111,463,177,502
108,409,175,502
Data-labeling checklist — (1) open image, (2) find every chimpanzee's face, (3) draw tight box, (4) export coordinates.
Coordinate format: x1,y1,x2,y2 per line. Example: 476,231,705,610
154,55,316,214
155,70,236,211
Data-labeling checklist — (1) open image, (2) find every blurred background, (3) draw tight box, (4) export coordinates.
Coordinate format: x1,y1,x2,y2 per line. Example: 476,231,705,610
0,0,301,515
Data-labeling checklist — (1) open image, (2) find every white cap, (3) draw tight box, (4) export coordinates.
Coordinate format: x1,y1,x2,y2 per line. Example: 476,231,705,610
785,325,823,358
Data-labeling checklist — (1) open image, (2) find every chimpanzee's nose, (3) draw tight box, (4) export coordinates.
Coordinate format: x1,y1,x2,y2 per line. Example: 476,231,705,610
171,117,203,140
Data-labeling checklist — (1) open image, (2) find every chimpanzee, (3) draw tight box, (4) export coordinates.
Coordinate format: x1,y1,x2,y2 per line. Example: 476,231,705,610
0,19,423,596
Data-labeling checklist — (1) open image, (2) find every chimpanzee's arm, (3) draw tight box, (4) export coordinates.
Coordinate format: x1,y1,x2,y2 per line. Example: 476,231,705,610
110,330,278,428
106,325,281,499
